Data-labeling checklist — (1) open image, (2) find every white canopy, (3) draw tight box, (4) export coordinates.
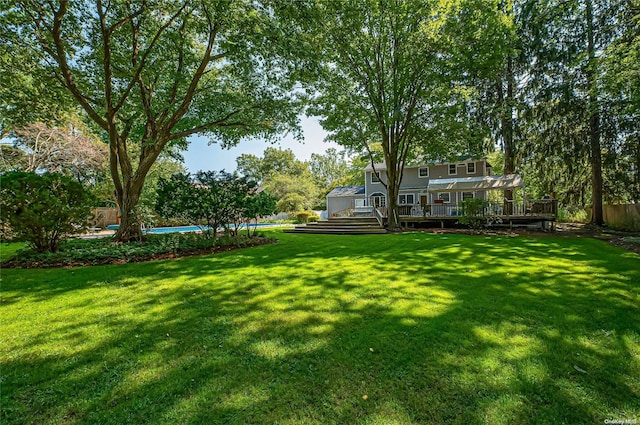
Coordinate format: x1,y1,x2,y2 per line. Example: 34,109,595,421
427,174,524,192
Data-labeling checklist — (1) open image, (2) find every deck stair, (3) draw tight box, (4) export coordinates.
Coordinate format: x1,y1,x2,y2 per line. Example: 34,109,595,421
284,217,386,235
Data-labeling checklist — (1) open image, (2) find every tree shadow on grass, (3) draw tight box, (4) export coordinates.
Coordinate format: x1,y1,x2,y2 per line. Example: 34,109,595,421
1,232,639,424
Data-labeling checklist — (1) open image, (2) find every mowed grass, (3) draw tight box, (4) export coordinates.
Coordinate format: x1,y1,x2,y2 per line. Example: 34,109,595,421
1,230,639,425
0,241,26,261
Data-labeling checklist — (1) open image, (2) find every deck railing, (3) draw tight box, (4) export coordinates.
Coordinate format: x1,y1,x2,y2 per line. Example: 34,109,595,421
396,199,558,219
373,206,386,226
334,199,557,220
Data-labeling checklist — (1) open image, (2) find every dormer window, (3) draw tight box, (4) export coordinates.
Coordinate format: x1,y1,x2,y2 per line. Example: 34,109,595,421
467,162,475,174
448,164,457,175
418,167,429,178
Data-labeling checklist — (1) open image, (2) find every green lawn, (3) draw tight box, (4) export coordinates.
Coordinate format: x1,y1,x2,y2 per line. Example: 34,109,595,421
0,241,25,262
1,231,639,424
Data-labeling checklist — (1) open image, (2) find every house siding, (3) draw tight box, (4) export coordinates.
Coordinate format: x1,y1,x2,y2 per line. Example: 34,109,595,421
364,160,491,207
365,170,387,200
327,196,364,216
400,168,429,190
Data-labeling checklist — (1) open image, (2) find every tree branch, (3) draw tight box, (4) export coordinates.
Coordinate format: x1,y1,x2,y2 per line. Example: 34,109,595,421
167,108,253,141
108,1,145,34
164,3,220,132
47,0,108,130
113,1,189,113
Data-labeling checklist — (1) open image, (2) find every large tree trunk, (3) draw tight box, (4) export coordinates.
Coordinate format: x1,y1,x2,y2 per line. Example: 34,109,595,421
110,135,164,242
380,125,403,232
386,163,401,231
589,112,603,225
114,181,144,242
586,0,604,226
499,57,516,214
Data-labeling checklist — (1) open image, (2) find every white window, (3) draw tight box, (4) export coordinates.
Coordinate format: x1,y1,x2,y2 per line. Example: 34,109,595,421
467,162,475,174
462,191,474,200
371,172,381,183
370,192,386,207
399,194,415,205
438,192,451,203
448,164,457,175
418,167,429,178
354,198,366,207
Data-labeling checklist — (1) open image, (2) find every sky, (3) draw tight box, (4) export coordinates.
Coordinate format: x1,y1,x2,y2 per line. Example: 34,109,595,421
182,115,341,173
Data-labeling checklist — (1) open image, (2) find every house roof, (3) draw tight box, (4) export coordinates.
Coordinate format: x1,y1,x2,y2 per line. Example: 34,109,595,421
427,174,524,192
327,185,366,197
364,157,487,172
363,162,391,172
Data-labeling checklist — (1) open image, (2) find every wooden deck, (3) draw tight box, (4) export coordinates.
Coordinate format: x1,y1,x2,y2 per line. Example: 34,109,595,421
349,199,558,229
284,217,386,234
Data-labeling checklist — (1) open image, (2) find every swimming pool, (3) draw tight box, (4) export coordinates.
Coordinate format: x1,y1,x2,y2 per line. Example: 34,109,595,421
106,223,278,234
145,225,208,234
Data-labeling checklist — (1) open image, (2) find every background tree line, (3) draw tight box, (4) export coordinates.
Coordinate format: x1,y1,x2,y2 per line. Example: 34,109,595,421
235,146,364,213
476,0,639,223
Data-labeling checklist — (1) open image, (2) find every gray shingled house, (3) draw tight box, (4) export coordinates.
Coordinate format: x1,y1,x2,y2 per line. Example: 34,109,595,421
326,158,529,218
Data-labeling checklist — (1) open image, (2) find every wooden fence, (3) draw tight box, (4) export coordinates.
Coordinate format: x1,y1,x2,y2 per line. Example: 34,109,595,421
587,204,640,230
91,207,118,228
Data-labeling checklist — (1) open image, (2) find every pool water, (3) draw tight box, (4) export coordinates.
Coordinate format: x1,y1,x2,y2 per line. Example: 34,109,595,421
145,225,208,234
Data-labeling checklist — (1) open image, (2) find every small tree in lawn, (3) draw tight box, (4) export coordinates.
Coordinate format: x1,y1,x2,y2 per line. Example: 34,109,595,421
213,172,256,237
243,191,277,238
155,173,199,228
156,171,261,239
192,171,244,238
0,171,95,252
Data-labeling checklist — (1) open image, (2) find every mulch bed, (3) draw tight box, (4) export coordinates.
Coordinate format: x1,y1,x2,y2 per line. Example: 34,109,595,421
607,238,640,255
2,237,278,269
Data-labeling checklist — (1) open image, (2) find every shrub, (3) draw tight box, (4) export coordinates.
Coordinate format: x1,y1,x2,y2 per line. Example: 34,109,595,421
156,171,274,238
570,209,588,223
557,208,589,223
295,211,313,223
0,171,95,252
0,232,277,268
458,198,489,229
556,209,570,223
293,211,320,223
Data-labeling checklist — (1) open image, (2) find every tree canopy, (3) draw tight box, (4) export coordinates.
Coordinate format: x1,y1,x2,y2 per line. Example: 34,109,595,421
480,0,639,219
236,147,308,185
0,4,75,138
6,0,302,241
309,148,351,189
293,0,514,229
